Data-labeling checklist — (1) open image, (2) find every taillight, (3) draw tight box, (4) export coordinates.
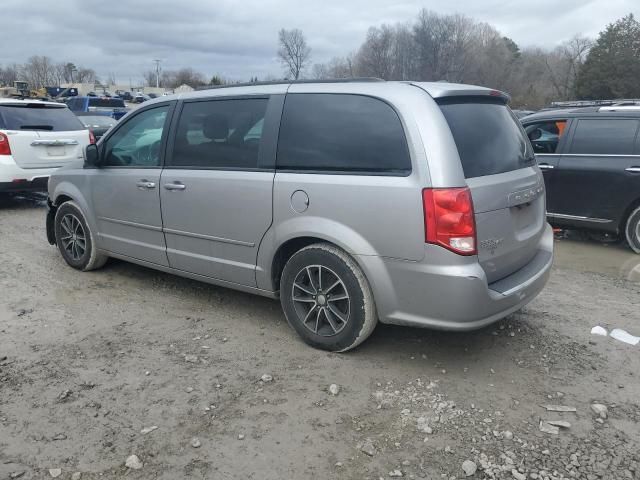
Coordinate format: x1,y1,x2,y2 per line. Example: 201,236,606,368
89,130,96,144
423,187,477,255
0,132,11,155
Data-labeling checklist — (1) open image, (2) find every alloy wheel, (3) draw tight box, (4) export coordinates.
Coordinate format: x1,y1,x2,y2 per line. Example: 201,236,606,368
291,265,350,337
60,214,86,261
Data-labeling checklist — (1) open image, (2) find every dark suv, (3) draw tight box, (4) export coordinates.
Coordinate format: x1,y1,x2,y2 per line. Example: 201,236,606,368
522,107,640,253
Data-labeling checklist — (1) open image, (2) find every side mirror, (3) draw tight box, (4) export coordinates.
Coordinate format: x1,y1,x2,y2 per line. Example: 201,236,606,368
84,143,101,168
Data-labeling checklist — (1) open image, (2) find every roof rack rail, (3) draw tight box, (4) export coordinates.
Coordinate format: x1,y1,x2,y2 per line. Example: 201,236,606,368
195,77,385,91
599,105,640,112
549,98,640,108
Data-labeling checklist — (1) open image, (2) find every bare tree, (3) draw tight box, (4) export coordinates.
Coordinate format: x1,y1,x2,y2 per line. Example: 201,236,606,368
277,28,311,80
22,55,55,88
0,64,19,86
545,35,592,100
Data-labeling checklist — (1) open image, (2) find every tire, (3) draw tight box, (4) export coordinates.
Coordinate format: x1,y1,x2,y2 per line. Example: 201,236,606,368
625,206,640,254
280,243,377,352
54,201,108,271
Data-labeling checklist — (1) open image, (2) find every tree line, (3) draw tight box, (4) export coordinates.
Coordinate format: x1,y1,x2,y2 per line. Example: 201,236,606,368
0,57,96,90
279,12,640,108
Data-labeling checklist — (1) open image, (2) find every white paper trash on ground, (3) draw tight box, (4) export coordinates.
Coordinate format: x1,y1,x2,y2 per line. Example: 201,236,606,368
610,328,640,346
591,326,608,336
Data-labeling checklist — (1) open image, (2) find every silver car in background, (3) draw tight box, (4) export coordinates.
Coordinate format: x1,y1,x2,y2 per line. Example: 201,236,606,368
46,80,553,351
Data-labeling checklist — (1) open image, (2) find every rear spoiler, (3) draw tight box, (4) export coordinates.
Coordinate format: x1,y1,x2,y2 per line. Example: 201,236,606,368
409,82,510,104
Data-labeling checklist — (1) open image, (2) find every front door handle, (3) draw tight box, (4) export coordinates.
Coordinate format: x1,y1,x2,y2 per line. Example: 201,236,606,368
538,163,554,170
164,182,186,191
136,180,156,189
625,166,640,173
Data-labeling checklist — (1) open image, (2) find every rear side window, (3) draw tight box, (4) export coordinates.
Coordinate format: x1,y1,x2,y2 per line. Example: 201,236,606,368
277,94,411,175
88,98,126,108
0,104,85,131
169,98,268,169
569,119,639,155
438,98,534,178
524,120,567,154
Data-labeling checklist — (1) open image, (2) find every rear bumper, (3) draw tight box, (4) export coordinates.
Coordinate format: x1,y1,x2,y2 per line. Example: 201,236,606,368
0,157,56,192
360,223,554,330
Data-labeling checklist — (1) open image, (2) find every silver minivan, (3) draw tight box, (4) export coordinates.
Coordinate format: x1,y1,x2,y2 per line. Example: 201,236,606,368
46,80,553,351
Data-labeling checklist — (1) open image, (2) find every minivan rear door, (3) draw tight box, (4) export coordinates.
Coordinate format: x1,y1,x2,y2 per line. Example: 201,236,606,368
435,96,547,284
0,102,88,169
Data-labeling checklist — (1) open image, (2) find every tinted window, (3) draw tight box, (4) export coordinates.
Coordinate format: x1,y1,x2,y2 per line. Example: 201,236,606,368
169,98,268,169
0,104,85,131
277,94,411,174
569,119,640,155
103,106,169,167
88,98,126,108
438,99,534,178
524,120,567,154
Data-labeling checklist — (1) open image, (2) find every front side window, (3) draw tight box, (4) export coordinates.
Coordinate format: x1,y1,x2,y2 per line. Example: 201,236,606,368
169,98,268,169
569,119,640,155
524,120,567,154
102,105,169,167
277,93,411,174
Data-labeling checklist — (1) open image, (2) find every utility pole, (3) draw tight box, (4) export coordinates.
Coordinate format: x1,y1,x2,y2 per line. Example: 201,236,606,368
153,59,161,88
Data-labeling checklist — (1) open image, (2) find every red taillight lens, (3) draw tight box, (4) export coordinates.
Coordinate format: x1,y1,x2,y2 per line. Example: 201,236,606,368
423,187,477,255
89,130,96,144
0,132,11,155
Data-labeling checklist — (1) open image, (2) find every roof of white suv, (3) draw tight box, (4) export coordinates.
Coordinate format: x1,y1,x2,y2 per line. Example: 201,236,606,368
0,98,66,107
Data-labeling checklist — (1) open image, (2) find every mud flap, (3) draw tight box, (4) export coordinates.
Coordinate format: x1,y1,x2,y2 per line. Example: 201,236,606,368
46,200,56,245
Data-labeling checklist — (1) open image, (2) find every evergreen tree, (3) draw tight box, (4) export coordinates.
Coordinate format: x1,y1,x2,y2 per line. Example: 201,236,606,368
576,14,640,99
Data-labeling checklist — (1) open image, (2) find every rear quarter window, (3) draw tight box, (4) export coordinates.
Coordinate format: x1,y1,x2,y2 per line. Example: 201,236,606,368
438,98,534,178
568,119,640,155
0,104,85,131
277,93,411,175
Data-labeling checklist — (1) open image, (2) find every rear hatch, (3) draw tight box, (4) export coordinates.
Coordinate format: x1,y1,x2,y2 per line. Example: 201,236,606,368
436,96,546,284
0,102,89,169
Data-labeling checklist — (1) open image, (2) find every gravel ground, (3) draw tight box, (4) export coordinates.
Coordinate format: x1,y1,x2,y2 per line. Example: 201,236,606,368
1,193,639,480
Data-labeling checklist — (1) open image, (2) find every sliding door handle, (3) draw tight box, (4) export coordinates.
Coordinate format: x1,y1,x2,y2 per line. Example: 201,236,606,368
625,167,640,173
164,182,186,191
538,164,554,170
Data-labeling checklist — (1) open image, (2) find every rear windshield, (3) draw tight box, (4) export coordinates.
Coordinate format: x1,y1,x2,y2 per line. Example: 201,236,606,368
0,104,85,131
88,98,125,108
438,98,534,178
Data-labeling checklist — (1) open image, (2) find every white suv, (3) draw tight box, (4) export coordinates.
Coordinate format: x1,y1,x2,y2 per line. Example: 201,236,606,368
0,99,91,193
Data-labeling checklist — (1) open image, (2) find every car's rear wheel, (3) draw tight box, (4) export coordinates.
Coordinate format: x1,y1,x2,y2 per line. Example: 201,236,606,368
54,201,108,271
625,206,640,254
280,243,377,352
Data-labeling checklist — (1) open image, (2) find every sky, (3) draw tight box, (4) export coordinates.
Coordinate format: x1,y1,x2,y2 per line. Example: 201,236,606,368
1,0,638,85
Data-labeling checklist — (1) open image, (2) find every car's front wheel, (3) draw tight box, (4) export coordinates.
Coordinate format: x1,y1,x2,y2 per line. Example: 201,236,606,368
54,201,108,271
280,243,377,352
625,206,640,254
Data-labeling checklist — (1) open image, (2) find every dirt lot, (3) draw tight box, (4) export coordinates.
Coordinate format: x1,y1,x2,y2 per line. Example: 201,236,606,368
1,193,639,480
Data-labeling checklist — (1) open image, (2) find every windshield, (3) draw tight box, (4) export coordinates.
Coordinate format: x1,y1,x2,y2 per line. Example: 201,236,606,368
438,98,535,178
0,104,85,131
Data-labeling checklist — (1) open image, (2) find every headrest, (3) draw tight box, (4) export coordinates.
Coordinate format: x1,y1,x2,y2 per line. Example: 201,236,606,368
203,114,229,140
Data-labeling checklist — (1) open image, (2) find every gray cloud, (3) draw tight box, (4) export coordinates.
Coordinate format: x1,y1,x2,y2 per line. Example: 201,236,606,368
1,0,637,84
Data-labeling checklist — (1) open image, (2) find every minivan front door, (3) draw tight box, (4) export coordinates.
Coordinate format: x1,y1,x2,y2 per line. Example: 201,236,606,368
159,96,281,286
91,104,172,266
